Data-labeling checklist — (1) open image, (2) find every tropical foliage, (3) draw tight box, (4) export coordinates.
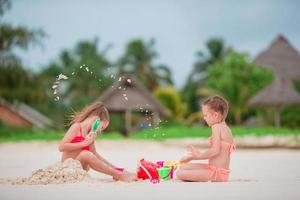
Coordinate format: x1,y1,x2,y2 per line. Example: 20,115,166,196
204,51,273,124
117,39,173,91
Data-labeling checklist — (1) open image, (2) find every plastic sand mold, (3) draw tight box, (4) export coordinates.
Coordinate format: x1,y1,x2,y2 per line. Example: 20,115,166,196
92,118,101,132
156,161,164,167
157,166,173,181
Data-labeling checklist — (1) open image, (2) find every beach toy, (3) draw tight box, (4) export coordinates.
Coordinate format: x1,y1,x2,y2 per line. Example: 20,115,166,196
165,160,189,170
157,166,172,181
165,160,179,170
137,159,188,183
92,118,101,132
165,161,179,179
113,167,125,180
137,159,160,183
156,161,164,167
115,167,124,172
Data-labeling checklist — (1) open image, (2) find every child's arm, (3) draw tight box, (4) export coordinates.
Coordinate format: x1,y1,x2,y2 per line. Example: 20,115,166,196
193,125,221,160
180,125,221,162
58,123,94,152
90,143,118,169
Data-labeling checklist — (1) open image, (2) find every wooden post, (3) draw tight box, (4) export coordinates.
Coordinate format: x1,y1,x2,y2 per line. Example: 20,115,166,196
274,106,282,128
125,110,132,136
152,111,160,127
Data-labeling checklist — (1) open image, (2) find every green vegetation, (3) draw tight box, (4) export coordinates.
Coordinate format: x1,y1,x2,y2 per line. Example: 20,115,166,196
153,87,183,120
1,0,299,133
204,51,273,124
0,126,299,142
117,39,173,91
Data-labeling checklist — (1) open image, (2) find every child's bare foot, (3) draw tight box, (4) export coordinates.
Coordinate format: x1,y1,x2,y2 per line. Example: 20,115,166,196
116,172,137,182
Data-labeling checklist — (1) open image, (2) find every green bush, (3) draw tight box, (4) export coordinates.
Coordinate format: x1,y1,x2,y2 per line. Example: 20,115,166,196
154,87,183,121
281,106,300,128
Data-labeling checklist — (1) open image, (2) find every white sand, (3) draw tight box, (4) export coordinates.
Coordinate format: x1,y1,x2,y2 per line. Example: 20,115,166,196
0,140,300,200
0,158,89,185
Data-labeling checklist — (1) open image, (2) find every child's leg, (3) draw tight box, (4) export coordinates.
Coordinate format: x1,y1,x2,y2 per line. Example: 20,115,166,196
179,163,208,170
75,151,136,182
176,168,212,182
76,151,119,175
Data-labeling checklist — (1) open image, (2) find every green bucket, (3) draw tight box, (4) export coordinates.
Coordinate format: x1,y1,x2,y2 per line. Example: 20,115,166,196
157,167,172,181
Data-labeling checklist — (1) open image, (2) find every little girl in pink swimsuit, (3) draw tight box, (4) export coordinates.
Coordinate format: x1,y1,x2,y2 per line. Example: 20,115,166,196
177,96,235,182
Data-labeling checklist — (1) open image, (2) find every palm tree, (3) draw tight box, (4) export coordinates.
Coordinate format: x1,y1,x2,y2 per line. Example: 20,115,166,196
117,38,173,91
0,0,45,105
182,38,227,115
190,38,226,84
154,64,173,86
40,39,112,107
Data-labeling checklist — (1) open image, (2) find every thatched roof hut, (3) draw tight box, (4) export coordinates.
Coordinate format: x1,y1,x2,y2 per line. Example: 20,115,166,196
248,77,300,127
98,75,170,135
255,35,300,80
248,78,300,106
248,35,300,127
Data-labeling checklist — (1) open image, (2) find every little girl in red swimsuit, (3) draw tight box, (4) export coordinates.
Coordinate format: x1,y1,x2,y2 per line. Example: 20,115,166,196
177,96,235,182
59,101,137,182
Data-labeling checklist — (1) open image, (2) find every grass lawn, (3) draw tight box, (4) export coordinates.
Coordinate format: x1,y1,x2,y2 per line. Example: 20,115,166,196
0,126,299,142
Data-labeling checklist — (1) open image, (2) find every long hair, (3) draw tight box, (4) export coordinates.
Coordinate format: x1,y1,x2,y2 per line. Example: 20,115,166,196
69,101,109,125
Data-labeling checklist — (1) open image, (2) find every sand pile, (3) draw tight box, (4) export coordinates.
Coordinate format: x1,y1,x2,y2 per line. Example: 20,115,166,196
0,158,90,185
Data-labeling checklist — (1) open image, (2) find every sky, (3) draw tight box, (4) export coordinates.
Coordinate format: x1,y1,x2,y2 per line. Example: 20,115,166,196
3,0,300,88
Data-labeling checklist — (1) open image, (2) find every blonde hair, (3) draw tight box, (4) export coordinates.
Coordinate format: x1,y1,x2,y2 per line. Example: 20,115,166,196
201,96,229,119
70,101,109,125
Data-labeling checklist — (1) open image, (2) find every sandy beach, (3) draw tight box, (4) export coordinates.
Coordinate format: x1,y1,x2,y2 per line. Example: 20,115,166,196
0,140,300,200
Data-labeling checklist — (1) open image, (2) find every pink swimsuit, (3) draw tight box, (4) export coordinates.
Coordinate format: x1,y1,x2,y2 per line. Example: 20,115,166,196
205,136,236,182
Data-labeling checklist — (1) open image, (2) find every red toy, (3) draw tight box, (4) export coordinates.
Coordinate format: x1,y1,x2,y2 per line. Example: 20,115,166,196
137,159,160,183
113,167,125,181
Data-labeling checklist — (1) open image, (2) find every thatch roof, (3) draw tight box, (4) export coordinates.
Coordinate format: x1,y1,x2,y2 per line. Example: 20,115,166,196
0,97,53,129
255,34,300,80
249,35,300,106
98,75,170,117
248,77,300,106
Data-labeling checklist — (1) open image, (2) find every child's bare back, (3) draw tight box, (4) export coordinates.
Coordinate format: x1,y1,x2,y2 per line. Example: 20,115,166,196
208,122,234,170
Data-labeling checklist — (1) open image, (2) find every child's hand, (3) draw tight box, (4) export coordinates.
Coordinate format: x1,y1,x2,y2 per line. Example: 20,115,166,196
180,146,201,162
90,131,97,141
82,132,96,146
179,155,193,163
94,125,102,135
187,145,201,158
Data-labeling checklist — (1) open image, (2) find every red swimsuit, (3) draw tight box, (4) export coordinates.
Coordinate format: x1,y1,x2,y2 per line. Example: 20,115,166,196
70,124,90,151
